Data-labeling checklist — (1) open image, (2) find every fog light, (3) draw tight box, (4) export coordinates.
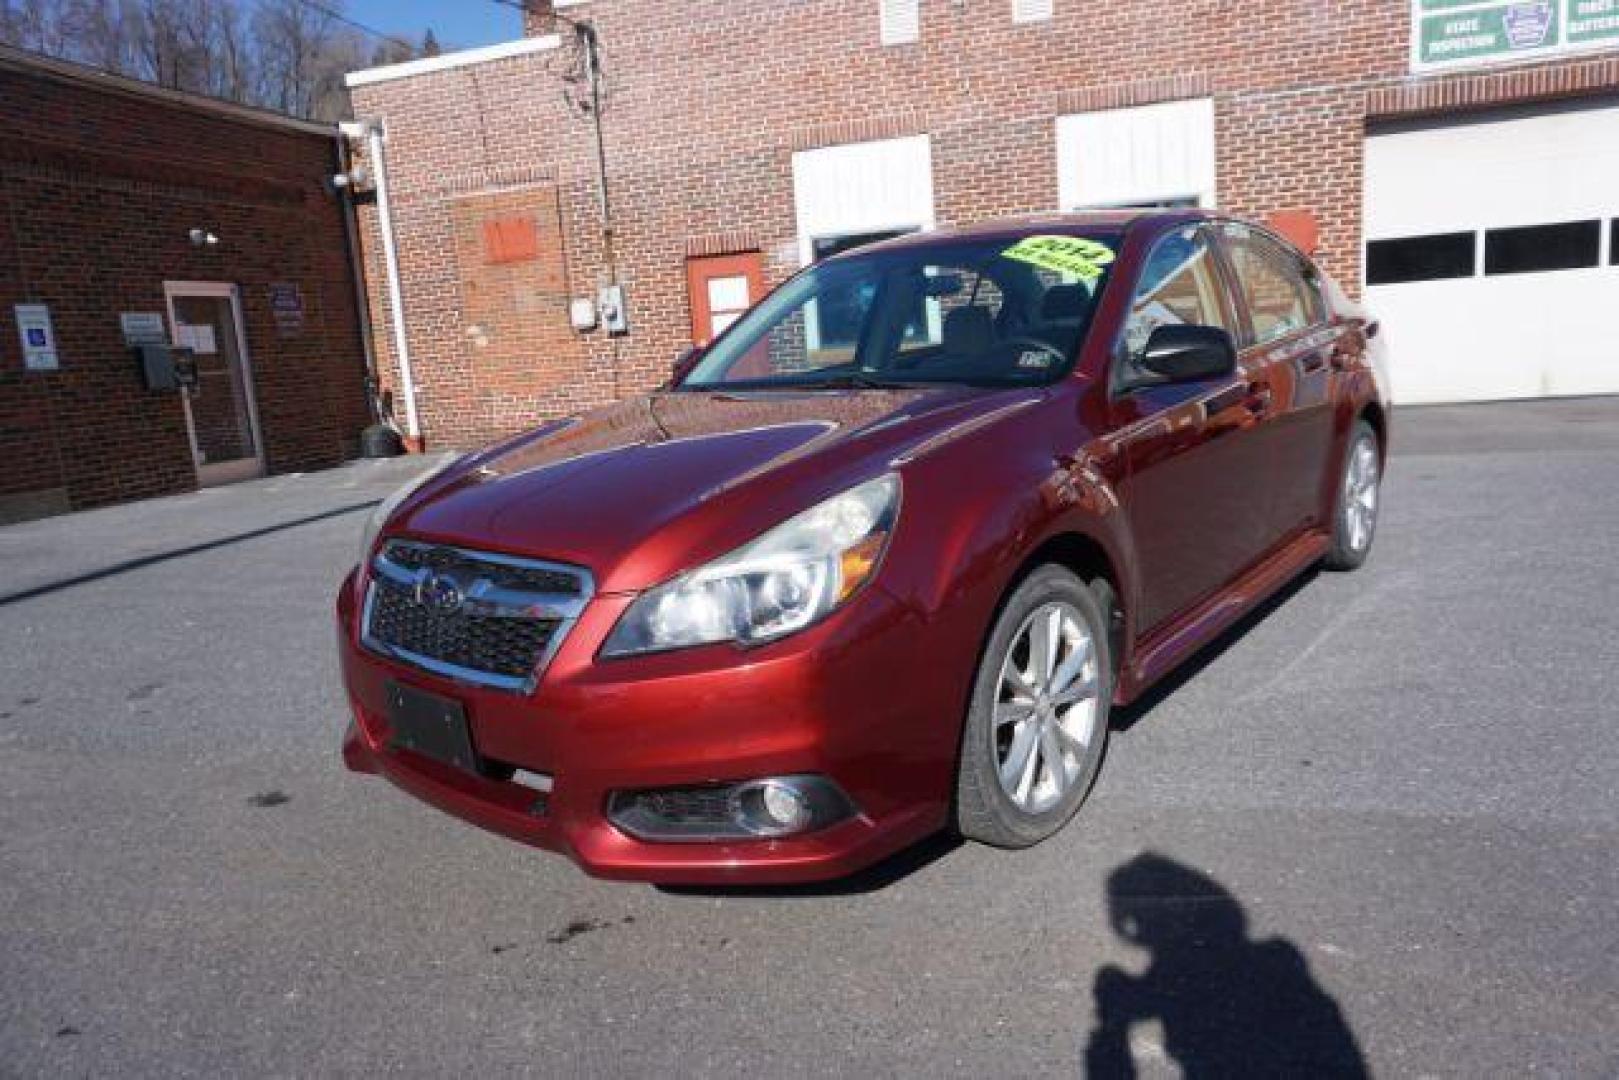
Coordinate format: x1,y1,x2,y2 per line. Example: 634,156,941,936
607,775,855,842
732,780,814,836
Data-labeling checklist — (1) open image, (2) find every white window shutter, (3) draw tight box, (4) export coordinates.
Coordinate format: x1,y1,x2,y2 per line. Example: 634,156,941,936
1055,98,1218,211
1012,0,1053,23
880,0,920,45
792,136,936,266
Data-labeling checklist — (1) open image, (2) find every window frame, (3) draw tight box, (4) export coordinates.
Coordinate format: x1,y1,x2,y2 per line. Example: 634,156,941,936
1215,222,1329,351
1109,222,1243,397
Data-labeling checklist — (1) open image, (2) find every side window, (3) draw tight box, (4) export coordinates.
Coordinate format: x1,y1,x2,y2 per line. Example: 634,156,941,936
1222,227,1320,345
1120,226,1234,361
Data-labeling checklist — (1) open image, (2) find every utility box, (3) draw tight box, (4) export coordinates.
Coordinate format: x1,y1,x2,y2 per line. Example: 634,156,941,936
598,285,629,335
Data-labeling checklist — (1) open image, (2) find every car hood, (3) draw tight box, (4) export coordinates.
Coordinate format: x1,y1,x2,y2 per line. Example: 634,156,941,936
393,385,1044,593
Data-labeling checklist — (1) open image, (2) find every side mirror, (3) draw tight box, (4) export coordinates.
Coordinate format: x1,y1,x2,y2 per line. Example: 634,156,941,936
1138,325,1237,382
668,345,703,387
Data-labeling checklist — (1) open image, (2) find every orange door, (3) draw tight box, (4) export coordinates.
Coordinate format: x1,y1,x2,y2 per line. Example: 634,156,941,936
687,253,765,347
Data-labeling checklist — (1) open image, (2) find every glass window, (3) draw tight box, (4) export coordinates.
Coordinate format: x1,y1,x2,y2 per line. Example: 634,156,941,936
1366,232,1476,285
811,231,917,349
1119,226,1234,361
1484,220,1601,276
680,233,1122,390
1223,226,1319,344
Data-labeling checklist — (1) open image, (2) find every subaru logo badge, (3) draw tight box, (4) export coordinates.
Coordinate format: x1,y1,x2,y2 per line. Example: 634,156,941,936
415,571,465,615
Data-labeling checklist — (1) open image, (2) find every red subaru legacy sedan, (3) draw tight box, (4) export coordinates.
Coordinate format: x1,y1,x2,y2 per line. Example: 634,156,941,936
337,211,1389,884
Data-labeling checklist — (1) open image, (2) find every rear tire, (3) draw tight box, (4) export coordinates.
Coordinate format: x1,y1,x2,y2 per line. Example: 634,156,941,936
954,566,1113,849
1324,419,1381,572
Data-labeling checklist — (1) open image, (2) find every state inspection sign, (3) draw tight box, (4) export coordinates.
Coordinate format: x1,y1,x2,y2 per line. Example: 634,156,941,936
1413,0,1619,71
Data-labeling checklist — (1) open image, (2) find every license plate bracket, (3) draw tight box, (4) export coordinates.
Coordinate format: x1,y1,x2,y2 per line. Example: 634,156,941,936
386,681,478,773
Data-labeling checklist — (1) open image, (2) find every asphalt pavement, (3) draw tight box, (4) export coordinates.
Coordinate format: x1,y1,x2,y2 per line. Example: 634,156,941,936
1,398,1616,1077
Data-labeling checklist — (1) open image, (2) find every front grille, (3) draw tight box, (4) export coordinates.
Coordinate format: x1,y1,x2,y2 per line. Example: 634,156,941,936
385,543,583,596
362,540,593,692
369,578,559,680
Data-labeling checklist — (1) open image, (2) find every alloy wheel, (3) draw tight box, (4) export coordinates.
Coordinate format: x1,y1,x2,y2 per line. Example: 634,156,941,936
993,601,1101,814
1343,435,1380,553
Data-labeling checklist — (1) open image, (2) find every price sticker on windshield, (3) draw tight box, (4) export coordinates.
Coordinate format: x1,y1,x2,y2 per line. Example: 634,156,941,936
1001,235,1116,281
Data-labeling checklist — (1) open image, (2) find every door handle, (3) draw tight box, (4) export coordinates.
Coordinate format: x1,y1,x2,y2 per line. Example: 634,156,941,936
1245,385,1273,415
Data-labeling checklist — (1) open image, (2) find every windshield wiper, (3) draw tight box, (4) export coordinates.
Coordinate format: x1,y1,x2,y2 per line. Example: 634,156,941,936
788,373,919,391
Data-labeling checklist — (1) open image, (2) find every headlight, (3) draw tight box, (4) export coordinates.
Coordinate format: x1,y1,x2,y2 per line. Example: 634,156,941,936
356,454,462,569
602,474,901,657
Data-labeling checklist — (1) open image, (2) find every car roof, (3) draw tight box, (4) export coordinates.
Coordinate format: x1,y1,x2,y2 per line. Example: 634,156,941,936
846,209,1206,258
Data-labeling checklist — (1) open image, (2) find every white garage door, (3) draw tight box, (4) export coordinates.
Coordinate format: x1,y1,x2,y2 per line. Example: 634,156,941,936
1363,102,1619,404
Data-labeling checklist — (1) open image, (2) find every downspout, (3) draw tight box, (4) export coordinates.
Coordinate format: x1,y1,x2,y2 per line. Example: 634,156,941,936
332,127,384,428
342,118,423,450
579,22,615,282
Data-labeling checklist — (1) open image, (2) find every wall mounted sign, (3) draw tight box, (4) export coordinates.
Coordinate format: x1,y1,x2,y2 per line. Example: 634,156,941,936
15,304,59,371
120,312,168,347
1413,0,1619,72
175,322,218,355
269,282,305,337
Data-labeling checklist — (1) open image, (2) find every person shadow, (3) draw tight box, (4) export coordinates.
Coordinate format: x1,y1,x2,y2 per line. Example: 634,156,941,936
1084,852,1368,1078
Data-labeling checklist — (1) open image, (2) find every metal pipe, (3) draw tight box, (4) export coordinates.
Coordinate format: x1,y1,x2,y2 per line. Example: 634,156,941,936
332,129,385,428
351,119,422,445
580,22,615,279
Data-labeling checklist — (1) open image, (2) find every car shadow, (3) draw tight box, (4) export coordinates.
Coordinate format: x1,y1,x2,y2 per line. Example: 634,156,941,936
1083,851,1367,1077
1110,568,1319,734
653,831,963,899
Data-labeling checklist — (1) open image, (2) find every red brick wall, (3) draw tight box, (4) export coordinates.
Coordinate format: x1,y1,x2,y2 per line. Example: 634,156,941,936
0,57,372,517
345,0,1619,451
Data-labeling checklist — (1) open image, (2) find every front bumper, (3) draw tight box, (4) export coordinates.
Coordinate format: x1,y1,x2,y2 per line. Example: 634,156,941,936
336,568,957,884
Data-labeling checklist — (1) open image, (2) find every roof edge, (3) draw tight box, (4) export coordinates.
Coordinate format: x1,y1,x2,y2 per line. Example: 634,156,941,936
0,43,336,138
345,35,562,89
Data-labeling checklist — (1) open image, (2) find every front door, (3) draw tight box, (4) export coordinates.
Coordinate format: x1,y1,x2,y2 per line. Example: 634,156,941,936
1109,224,1271,635
687,253,764,347
165,283,264,486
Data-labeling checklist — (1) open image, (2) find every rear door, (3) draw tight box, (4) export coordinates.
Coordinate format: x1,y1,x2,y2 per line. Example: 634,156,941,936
1216,223,1340,543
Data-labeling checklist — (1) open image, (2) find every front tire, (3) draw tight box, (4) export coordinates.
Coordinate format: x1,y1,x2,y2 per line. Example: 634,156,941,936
954,566,1112,849
1324,419,1382,571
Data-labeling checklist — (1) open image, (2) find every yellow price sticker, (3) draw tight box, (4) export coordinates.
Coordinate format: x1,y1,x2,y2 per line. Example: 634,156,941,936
1001,235,1117,281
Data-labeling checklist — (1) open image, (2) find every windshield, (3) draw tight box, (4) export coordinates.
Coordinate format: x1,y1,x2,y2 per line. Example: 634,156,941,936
678,232,1121,390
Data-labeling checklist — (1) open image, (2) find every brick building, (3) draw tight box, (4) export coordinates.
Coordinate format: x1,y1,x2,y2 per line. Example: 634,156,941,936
0,46,373,522
344,0,1619,452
